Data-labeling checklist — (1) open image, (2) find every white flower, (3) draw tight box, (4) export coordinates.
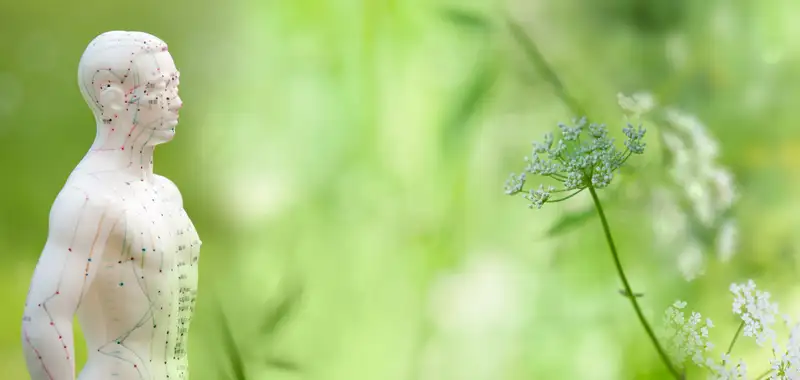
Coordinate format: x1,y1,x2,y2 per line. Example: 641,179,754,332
663,108,737,229
708,355,748,380
650,188,688,247
678,241,706,281
617,92,656,118
766,318,800,378
716,219,738,263
730,280,779,346
661,300,716,367
649,105,739,279
505,117,647,209
710,168,737,211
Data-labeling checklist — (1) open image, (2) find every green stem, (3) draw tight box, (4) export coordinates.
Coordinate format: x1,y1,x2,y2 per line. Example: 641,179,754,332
547,190,583,203
588,186,681,379
726,321,745,357
505,17,587,117
754,369,773,380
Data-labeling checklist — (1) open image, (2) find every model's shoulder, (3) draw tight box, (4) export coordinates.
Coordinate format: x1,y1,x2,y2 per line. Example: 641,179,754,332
153,174,179,190
153,174,183,203
54,176,125,214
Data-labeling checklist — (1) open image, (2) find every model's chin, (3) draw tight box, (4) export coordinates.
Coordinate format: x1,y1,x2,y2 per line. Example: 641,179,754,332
154,127,177,141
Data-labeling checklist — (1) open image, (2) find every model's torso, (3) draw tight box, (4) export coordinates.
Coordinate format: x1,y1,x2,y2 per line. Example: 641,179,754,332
74,174,201,380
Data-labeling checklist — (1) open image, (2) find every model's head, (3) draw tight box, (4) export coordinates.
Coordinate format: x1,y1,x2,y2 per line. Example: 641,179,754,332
78,31,181,144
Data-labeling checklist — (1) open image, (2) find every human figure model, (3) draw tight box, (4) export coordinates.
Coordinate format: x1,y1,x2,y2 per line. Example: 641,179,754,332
21,31,201,380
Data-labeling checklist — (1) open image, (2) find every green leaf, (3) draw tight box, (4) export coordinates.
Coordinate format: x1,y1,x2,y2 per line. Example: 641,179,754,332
441,56,498,153
545,207,596,237
216,307,248,380
440,7,491,31
259,284,303,372
261,284,302,338
265,357,301,372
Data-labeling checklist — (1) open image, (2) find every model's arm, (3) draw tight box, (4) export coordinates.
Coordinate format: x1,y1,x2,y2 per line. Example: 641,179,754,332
21,185,121,380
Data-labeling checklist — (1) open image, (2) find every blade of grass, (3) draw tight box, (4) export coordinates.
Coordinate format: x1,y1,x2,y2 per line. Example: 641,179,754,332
265,357,302,371
261,284,302,338
441,56,499,154
213,292,248,380
505,17,587,117
440,7,492,32
259,283,303,371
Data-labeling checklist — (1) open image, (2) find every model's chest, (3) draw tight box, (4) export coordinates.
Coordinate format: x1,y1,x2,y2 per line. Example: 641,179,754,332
117,188,201,273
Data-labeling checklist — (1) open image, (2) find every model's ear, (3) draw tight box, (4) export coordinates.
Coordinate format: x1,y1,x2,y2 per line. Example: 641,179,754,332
97,84,126,113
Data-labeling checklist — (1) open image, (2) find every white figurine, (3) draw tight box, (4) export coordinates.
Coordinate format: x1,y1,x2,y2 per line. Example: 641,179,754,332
21,31,201,380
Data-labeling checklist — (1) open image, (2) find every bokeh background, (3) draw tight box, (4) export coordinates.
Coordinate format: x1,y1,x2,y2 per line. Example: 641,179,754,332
2,0,800,379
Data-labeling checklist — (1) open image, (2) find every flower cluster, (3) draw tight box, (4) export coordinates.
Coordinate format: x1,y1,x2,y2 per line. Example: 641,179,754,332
660,280,800,379
504,117,647,209
710,356,748,380
621,91,739,280
730,280,780,346
661,300,716,368
662,109,737,230
769,323,800,379
617,92,656,118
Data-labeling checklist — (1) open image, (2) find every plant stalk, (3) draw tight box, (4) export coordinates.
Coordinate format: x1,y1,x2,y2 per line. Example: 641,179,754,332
726,320,745,356
754,369,773,380
505,18,586,118
588,185,681,379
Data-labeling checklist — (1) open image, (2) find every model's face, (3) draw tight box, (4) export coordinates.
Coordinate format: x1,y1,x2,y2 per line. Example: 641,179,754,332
131,51,182,140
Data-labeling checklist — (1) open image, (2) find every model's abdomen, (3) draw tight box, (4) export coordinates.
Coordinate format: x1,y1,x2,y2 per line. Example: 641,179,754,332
77,263,197,380
75,204,200,380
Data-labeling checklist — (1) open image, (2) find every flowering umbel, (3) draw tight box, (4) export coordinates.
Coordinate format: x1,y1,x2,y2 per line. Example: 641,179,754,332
504,117,647,208
659,280,800,379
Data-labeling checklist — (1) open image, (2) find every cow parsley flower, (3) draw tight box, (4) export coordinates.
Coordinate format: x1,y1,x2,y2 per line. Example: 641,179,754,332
659,281,800,379
618,92,656,118
662,108,737,228
769,322,800,379
730,280,779,346
708,354,748,380
645,100,739,281
504,117,646,209
661,300,716,368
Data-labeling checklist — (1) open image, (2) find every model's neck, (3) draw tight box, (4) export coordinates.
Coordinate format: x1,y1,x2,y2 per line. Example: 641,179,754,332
77,121,159,182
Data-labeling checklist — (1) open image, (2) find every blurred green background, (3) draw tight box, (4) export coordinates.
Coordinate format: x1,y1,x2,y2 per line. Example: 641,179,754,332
2,0,800,379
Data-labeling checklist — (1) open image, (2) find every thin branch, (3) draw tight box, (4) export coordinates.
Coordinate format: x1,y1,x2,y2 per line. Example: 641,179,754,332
547,189,583,203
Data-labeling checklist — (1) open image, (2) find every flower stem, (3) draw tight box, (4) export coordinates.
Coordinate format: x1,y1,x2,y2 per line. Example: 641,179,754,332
754,369,773,380
726,320,745,356
587,185,681,379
